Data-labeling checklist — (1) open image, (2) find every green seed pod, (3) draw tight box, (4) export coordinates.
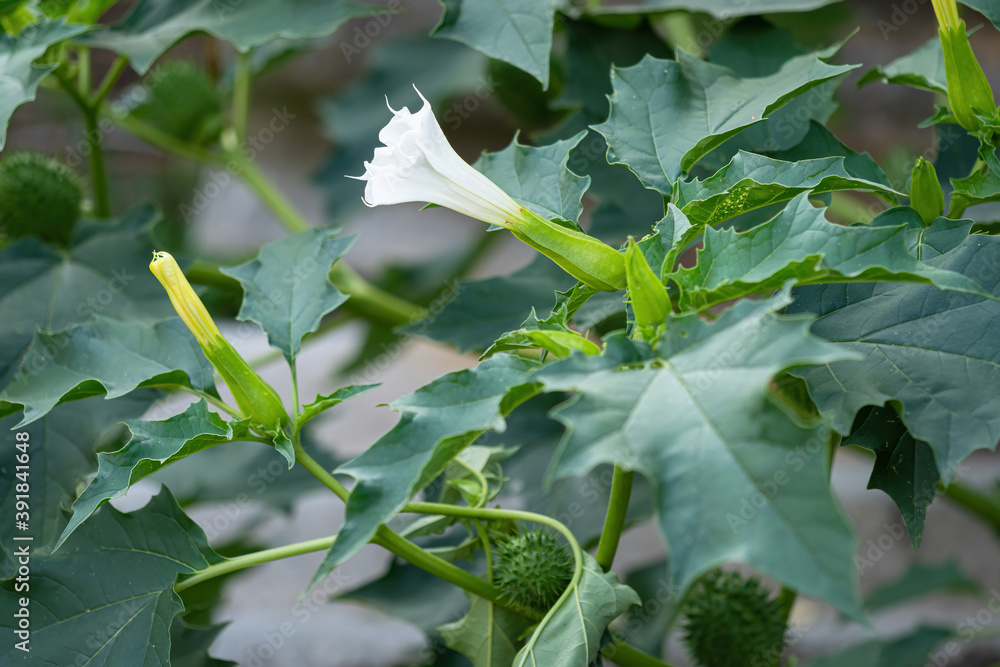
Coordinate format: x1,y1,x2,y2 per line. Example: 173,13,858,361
508,208,627,292
493,529,574,615
909,158,944,226
126,61,224,144
682,570,788,667
625,237,670,337
0,151,83,246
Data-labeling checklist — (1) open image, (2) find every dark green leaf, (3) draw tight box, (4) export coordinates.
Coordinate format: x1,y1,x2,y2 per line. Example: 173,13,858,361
616,560,676,658
1,20,88,149
513,553,639,666
0,393,155,576
962,0,1000,30
594,49,856,192
772,121,893,191
787,233,1000,477
439,595,532,666
579,0,841,18
56,399,243,548
843,406,940,547
0,205,174,392
171,623,237,667
537,291,865,618
312,355,540,586
433,0,556,87
0,316,216,427
221,228,354,362
808,626,952,667
0,488,222,665
474,132,591,223
80,0,372,73
675,151,900,228
409,255,575,352
670,194,990,311
865,560,977,610
950,166,1000,213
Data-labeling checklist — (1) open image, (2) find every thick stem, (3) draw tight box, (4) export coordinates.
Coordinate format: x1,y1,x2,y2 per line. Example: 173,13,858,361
940,481,1000,534
232,154,309,233
82,107,111,217
175,534,337,592
91,55,128,107
293,438,350,501
595,465,635,571
329,262,427,325
113,113,225,165
232,50,252,144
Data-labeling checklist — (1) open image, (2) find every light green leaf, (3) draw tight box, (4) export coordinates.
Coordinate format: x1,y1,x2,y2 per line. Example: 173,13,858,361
858,33,948,95
772,121,893,190
843,406,939,547
537,291,865,618
0,204,174,392
787,233,1000,478
670,194,990,311
79,0,372,73
221,228,354,362
56,399,242,548
311,354,540,586
474,132,592,223
808,626,952,667
298,383,378,428
594,49,857,192
864,560,977,610
674,151,901,228
1,20,88,149
272,428,294,468
0,316,216,427
949,166,1000,214
578,0,840,17
409,255,575,352
434,0,556,87
439,594,532,666
0,488,222,665
484,304,602,360
514,553,639,667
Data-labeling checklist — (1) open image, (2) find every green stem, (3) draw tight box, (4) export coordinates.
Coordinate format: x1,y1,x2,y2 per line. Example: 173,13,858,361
231,154,309,233
329,262,427,325
83,107,111,217
232,50,251,144
940,481,1000,534
112,113,225,165
175,533,337,592
293,437,349,501
90,55,128,107
289,359,301,423
595,465,634,571
77,46,90,97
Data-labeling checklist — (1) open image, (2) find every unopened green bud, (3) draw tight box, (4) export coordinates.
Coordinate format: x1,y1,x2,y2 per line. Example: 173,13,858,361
149,251,288,433
932,1,996,131
909,158,944,225
625,238,670,337
508,208,627,292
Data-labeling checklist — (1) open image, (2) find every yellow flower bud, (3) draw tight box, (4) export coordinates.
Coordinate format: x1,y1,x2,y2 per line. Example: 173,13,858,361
150,251,289,432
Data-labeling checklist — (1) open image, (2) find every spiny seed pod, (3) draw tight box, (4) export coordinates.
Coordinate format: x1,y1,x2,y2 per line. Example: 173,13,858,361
127,61,223,144
493,530,574,615
0,151,83,246
682,570,787,667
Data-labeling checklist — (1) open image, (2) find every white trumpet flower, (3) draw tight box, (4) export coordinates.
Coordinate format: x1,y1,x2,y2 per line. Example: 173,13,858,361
351,86,627,292
352,86,521,228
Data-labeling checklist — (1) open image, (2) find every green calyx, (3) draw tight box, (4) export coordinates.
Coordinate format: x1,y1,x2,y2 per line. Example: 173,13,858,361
124,61,224,145
493,529,574,615
937,21,996,132
909,158,944,226
0,151,83,246
682,570,788,667
507,208,627,292
202,338,289,435
625,237,671,338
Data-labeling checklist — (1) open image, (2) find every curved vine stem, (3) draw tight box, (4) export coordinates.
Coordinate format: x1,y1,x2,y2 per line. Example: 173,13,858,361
595,465,635,571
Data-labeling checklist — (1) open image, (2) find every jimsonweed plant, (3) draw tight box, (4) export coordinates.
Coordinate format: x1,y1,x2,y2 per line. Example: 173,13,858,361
2,0,1000,665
